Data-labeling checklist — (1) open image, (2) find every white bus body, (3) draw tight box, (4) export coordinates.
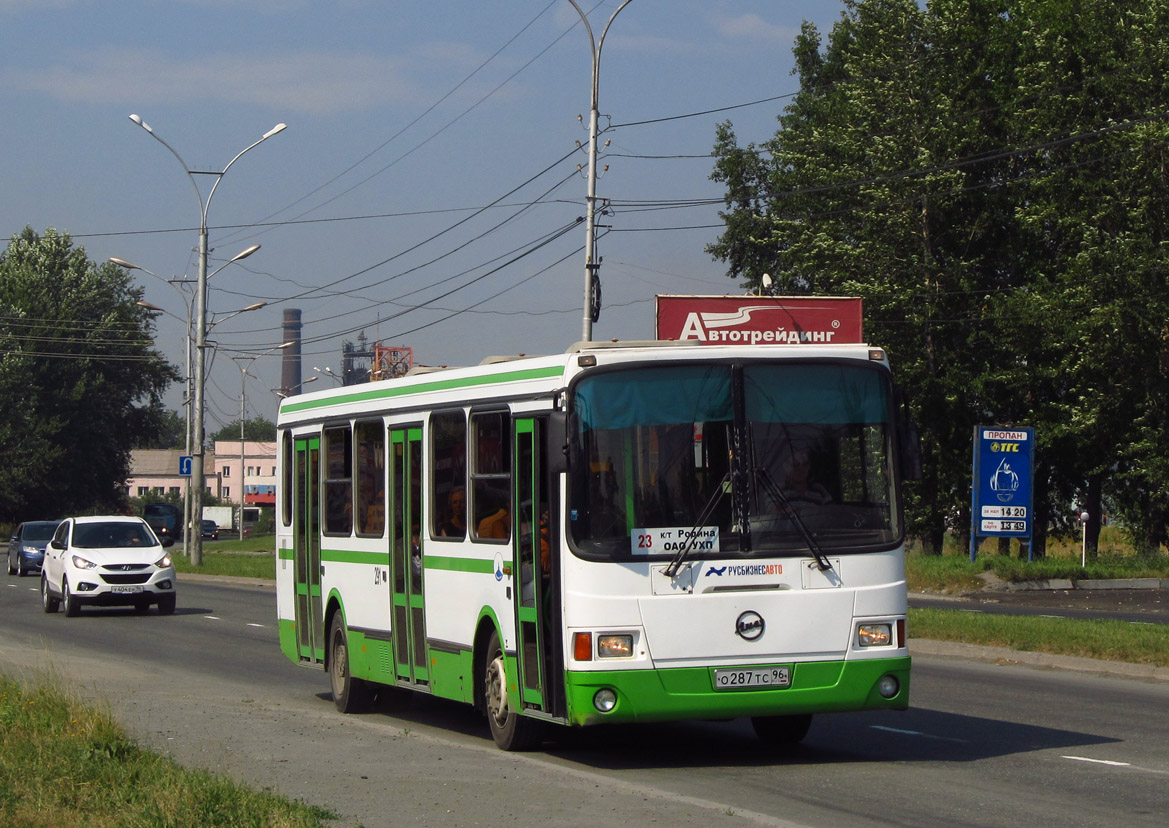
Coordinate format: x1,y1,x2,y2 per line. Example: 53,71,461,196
276,341,914,750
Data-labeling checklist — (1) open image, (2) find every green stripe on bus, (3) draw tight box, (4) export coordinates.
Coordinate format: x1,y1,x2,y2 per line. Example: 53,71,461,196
277,547,294,561
280,365,565,414
321,548,390,566
424,555,496,574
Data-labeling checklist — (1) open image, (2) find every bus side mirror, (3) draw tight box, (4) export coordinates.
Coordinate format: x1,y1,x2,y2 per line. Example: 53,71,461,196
895,386,922,482
900,418,922,481
547,410,569,476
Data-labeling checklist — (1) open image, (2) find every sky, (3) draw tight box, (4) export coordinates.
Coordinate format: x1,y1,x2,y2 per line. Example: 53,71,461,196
0,0,849,434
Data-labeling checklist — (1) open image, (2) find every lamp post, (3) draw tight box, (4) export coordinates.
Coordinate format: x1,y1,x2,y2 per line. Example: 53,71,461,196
128,113,286,566
118,259,195,557
312,366,343,386
119,253,264,558
229,343,292,541
567,0,633,342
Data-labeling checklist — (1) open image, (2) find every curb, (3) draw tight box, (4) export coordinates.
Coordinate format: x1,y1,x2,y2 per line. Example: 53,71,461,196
175,572,275,588
1003,577,1168,591
911,638,1169,683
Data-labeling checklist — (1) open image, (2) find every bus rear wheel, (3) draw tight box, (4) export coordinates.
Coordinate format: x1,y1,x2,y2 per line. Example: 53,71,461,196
482,630,542,751
751,713,812,746
329,613,372,713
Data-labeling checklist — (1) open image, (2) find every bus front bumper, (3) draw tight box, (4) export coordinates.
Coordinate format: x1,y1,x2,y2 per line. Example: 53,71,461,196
563,655,910,727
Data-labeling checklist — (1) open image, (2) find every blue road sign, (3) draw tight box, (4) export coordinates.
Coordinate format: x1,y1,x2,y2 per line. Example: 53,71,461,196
179,455,193,477
971,427,1034,560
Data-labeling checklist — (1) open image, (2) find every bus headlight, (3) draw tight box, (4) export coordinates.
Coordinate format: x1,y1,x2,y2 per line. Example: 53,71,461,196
593,688,618,712
597,634,633,658
857,623,892,647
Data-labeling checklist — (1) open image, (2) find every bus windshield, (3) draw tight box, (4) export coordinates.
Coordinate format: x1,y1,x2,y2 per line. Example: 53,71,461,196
568,361,900,560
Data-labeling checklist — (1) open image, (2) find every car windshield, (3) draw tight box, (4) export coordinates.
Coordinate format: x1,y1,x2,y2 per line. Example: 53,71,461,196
22,523,59,541
568,361,900,560
72,522,158,549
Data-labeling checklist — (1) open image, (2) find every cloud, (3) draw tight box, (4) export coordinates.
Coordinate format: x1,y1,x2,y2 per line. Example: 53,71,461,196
1,47,421,115
715,13,800,45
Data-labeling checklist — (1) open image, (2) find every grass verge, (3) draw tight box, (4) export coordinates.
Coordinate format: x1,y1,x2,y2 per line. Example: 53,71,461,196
173,547,276,580
0,672,335,828
909,607,1169,667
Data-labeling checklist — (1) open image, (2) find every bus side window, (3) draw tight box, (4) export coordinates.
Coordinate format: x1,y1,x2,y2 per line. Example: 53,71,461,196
324,426,353,535
431,410,467,540
355,420,385,536
471,411,511,543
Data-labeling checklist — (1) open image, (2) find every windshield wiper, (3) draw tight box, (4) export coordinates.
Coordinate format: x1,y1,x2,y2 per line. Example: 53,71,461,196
664,471,730,578
755,467,833,572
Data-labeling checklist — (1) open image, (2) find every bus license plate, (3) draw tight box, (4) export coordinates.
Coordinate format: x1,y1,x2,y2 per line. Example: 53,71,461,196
713,665,791,690
111,585,143,594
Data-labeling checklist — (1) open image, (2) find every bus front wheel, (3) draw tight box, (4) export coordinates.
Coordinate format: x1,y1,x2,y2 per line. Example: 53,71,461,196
482,630,542,751
751,713,812,746
329,613,372,713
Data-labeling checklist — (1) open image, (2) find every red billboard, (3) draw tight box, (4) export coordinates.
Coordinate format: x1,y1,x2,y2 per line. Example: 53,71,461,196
655,295,863,345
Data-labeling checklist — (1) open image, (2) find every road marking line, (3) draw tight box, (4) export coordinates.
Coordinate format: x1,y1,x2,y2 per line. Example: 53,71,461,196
1062,755,1131,767
247,623,265,628
204,615,220,620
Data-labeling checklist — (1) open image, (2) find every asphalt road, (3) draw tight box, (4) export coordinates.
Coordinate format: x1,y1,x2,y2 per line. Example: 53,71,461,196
2,572,1167,828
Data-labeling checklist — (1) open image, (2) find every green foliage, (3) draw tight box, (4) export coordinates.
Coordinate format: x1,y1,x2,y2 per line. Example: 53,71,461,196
0,673,334,827
909,607,1169,667
0,228,179,522
708,1,1169,554
210,416,277,444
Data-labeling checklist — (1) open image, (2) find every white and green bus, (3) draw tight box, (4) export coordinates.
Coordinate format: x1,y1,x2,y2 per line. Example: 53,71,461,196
275,340,918,750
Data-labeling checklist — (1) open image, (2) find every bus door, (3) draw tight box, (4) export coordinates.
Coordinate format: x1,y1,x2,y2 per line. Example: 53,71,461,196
293,436,324,663
390,426,428,686
513,418,554,713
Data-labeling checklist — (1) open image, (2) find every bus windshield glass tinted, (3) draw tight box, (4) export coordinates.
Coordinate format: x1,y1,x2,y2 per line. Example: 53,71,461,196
568,362,900,559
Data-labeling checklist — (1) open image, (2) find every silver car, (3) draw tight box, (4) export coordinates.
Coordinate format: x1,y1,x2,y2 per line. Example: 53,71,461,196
7,520,61,577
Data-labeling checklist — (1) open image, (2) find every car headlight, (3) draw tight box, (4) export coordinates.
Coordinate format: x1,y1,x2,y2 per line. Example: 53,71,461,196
22,545,40,554
154,554,173,568
71,555,97,570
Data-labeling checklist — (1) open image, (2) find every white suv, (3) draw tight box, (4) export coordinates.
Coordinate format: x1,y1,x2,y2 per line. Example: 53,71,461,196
42,516,177,616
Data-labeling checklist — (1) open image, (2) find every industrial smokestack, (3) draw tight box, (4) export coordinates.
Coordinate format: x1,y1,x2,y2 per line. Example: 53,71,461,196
281,309,302,396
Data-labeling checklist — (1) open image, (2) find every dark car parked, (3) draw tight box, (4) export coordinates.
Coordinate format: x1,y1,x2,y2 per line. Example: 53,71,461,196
201,520,219,540
8,520,62,576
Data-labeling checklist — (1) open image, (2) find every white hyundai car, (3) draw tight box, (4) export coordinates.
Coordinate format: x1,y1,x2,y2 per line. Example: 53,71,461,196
42,516,177,616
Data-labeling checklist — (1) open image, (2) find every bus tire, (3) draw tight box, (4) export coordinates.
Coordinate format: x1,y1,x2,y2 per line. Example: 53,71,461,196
329,613,372,713
482,630,543,751
751,713,812,746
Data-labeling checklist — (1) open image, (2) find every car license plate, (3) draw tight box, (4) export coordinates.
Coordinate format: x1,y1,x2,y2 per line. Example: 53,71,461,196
111,585,143,594
712,665,791,690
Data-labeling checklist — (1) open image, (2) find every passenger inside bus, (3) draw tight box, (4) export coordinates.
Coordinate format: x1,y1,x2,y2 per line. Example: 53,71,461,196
439,487,466,538
780,449,832,505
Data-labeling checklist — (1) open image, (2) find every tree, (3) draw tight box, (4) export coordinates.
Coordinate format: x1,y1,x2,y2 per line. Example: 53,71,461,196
0,227,178,521
210,416,276,444
708,0,1169,554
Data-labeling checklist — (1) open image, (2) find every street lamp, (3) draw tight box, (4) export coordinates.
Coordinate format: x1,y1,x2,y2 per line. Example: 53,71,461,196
117,251,264,559
229,342,293,541
567,0,633,342
273,375,318,398
128,113,286,566
312,366,343,386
